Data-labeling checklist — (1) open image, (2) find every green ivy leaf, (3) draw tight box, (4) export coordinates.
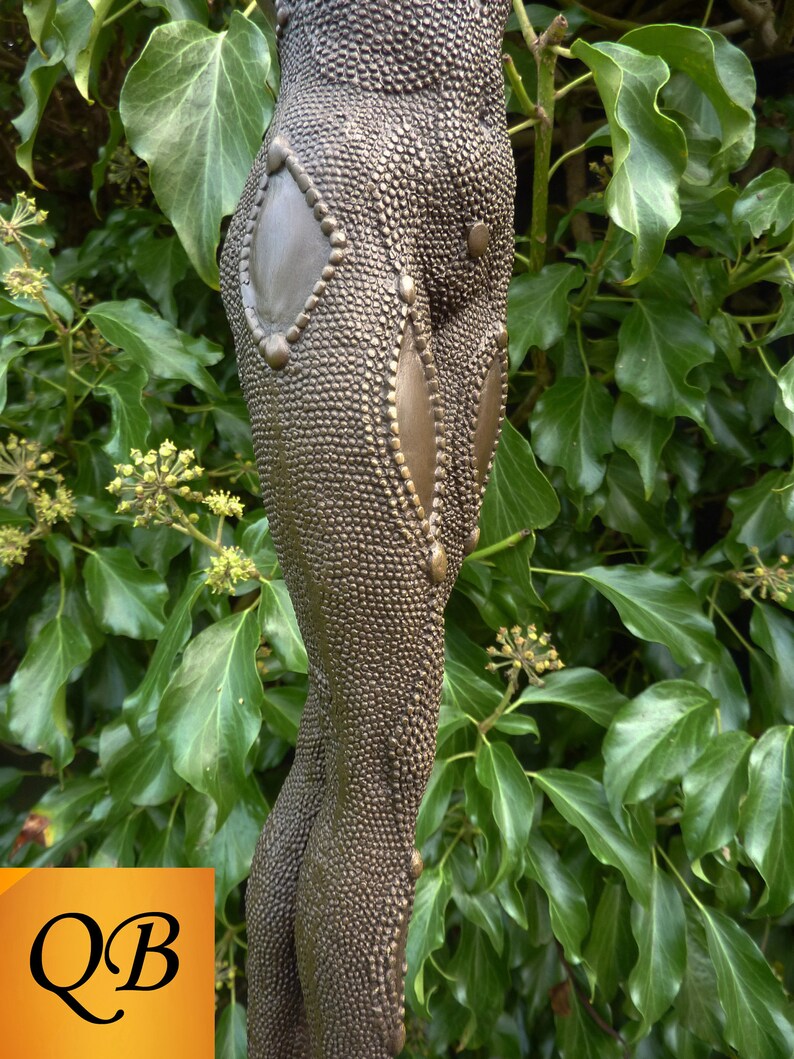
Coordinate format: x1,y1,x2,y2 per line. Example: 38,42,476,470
72,0,113,101
628,864,686,1031
477,419,558,605
726,470,793,556
159,610,264,827
89,299,223,395
480,419,559,539
603,680,718,815
258,579,308,674
750,606,794,724
622,25,754,186
131,233,190,324
532,375,614,495
616,300,715,424
506,263,585,369
99,713,183,807
733,169,794,239
23,0,57,54
580,565,721,666
570,40,687,282
674,904,725,1049
13,0,92,181
525,833,589,964
186,777,268,912
555,986,623,1059
535,769,652,902
701,905,794,1059
96,363,151,464
612,393,673,499
584,880,635,1002
475,740,534,884
448,920,509,1040
262,684,305,744
120,14,273,287
123,573,205,723
215,1002,247,1059
84,547,168,639
405,865,452,1012
13,50,63,185
7,613,94,768
514,667,627,728
453,889,504,958
416,758,458,848
741,726,794,917
680,730,753,861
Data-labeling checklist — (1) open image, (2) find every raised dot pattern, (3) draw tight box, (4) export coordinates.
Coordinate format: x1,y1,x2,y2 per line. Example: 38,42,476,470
220,2,515,1055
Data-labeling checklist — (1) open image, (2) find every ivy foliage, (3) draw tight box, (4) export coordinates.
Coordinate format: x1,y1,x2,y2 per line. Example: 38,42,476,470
2,1,794,1057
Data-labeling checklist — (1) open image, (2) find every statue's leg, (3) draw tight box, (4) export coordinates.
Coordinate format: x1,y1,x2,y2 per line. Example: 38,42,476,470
294,617,445,1059
246,672,326,1059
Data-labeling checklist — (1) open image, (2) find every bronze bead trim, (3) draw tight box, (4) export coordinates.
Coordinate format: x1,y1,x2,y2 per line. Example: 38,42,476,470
463,525,480,555
469,327,509,498
383,302,448,572
274,0,288,37
240,135,347,371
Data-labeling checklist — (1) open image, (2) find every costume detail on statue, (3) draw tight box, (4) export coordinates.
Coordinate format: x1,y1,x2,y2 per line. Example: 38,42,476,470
221,1,515,1055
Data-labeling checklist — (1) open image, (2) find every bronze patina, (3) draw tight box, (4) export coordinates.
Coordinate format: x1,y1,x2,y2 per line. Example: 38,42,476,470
221,1,515,1053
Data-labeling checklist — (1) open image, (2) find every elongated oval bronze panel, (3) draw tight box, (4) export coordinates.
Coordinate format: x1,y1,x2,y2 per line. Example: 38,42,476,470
395,320,437,514
243,168,330,334
473,356,503,486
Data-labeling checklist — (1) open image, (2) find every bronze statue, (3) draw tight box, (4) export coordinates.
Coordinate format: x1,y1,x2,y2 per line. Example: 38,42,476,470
220,1,515,1054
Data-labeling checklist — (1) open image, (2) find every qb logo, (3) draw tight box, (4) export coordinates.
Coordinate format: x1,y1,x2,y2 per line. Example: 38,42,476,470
0,868,214,1059
30,911,180,1023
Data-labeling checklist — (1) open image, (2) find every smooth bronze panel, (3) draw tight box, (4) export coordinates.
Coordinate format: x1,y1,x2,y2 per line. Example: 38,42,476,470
395,319,437,515
245,168,329,335
474,355,503,486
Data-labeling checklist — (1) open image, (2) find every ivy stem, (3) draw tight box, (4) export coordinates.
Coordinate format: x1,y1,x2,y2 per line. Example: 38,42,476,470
61,330,75,440
103,0,140,27
554,70,593,101
512,0,537,48
574,219,617,313
509,117,540,137
467,528,531,561
529,566,582,578
656,844,705,911
710,599,756,654
438,826,466,870
728,242,794,294
547,138,586,181
503,54,536,115
529,16,568,272
479,674,519,735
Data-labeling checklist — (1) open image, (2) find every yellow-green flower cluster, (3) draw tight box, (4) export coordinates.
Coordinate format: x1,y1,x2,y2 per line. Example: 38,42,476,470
32,484,77,525
3,264,48,301
0,435,74,532
204,490,245,519
0,193,48,251
205,545,260,594
0,526,30,567
0,436,56,502
106,441,204,527
730,545,791,604
486,624,564,687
